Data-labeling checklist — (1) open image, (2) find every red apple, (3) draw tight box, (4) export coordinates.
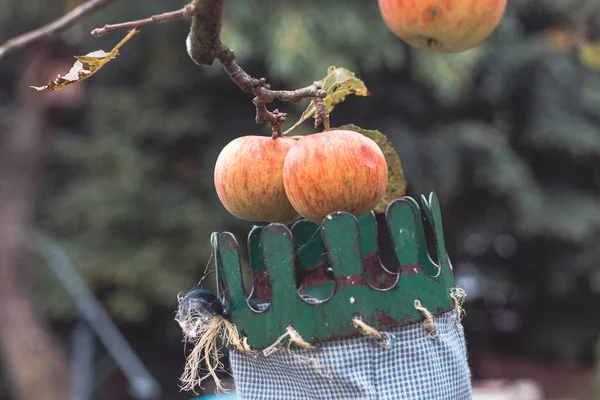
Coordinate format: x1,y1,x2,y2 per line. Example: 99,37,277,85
378,0,506,53
214,136,300,224
283,129,388,224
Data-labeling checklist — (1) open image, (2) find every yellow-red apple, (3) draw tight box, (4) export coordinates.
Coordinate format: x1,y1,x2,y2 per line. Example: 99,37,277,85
378,0,506,53
214,136,300,224
283,129,388,224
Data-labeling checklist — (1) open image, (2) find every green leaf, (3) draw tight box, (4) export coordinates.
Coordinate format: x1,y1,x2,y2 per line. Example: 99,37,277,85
335,124,406,214
283,66,369,135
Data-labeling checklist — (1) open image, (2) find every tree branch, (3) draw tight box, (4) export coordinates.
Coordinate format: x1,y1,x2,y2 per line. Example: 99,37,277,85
187,0,225,66
189,2,328,138
91,3,196,37
0,0,116,60
86,0,325,137
5,0,329,137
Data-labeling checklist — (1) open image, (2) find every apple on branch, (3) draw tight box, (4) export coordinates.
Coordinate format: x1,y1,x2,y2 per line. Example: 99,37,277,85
378,0,507,53
214,135,300,224
283,129,388,224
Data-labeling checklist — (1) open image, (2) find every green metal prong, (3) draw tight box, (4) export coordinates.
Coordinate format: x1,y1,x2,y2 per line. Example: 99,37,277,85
321,212,363,278
291,219,325,271
259,223,307,335
357,212,398,289
215,232,248,313
248,226,266,272
292,219,334,302
421,192,449,272
260,224,298,296
386,197,438,277
357,212,378,258
386,198,420,263
247,225,273,306
320,211,369,331
211,232,220,288
420,194,434,228
417,194,441,276
211,232,227,303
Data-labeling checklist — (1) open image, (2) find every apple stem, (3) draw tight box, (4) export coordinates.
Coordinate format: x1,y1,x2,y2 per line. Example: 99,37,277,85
254,100,287,138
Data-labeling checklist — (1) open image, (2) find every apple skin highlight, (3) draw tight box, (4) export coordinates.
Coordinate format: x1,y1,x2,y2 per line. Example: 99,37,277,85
378,0,507,53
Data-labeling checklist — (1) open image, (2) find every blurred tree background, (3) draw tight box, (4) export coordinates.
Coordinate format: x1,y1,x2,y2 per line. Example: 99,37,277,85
1,0,600,399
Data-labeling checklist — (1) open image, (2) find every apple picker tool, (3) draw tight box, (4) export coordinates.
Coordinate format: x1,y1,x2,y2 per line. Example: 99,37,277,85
176,192,472,399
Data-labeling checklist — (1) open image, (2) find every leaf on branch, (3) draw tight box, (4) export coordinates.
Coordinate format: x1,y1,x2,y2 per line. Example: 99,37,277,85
578,40,600,71
284,66,369,135
30,29,139,92
335,124,407,214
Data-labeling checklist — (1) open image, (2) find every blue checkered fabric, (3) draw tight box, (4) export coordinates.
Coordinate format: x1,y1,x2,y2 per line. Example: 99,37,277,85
229,310,471,400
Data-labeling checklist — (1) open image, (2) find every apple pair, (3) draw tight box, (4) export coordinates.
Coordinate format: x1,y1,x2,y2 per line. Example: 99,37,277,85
214,129,388,224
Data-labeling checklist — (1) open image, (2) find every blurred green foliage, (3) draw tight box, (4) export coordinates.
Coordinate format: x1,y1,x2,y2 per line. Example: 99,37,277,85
0,0,599,366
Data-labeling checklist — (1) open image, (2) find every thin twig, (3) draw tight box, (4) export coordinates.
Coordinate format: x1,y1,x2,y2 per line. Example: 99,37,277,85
0,0,116,60
10,0,328,135
6,0,329,136
87,1,325,136
187,0,328,136
91,3,196,37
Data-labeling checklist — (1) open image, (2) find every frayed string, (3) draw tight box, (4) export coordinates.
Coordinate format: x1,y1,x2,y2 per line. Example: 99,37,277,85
263,325,315,356
222,319,256,354
263,330,291,357
179,316,227,394
450,286,467,321
414,299,437,338
178,310,255,394
352,317,383,340
287,326,316,349
259,332,330,381
240,336,253,353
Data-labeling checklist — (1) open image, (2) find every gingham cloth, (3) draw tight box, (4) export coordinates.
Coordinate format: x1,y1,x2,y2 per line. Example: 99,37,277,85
229,310,471,400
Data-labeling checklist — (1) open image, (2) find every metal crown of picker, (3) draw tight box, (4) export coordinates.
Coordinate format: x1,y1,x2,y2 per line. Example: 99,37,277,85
211,192,458,350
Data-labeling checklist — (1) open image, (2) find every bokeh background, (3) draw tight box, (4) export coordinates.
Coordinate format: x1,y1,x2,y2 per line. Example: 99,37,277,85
1,0,600,399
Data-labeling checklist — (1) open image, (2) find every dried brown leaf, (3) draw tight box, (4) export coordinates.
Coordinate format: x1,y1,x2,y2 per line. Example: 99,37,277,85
31,29,139,92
